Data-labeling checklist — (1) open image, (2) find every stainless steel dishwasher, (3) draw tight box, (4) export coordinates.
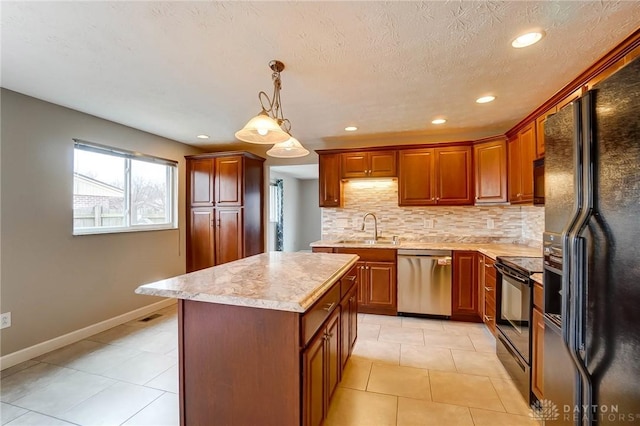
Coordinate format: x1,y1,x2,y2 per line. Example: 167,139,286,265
397,249,452,317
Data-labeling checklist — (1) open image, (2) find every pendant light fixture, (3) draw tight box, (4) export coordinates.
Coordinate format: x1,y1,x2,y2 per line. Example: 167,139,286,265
235,60,309,157
266,135,310,158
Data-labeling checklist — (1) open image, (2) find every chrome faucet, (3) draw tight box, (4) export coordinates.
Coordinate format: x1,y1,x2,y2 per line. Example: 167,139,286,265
361,212,378,241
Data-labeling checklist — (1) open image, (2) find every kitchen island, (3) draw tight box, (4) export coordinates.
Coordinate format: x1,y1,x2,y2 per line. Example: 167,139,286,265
135,251,359,426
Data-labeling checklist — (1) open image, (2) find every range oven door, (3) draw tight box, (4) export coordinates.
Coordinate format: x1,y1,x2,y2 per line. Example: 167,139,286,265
495,263,532,364
496,330,531,404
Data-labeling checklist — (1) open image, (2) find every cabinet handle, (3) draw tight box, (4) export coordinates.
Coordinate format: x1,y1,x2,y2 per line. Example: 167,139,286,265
436,197,440,201
517,193,522,197
484,315,493,322
431,197,435,201
485,286,493,292
323,302,335,312
485,263,494,268
345,276,356,282
216,219,221,227
475,196,479,200
334,198,338,202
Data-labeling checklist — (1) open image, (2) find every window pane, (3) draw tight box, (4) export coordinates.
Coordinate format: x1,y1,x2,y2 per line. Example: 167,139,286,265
73,149,126,229
131,159,172,226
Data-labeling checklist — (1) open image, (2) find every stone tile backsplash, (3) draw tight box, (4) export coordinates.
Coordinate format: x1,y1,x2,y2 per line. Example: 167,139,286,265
321,179,544,247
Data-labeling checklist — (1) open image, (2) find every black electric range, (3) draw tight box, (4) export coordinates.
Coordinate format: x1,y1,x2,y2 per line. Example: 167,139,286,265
493,256,543,405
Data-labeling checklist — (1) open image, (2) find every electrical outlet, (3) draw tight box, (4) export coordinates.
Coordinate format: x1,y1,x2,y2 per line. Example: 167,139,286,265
424,219,434,229
0,312,11,329
487,218,495,229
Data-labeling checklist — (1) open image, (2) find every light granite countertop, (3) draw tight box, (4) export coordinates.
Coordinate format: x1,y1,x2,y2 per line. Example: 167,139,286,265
531,273,544,285
135,252,359,313
310,240,541,260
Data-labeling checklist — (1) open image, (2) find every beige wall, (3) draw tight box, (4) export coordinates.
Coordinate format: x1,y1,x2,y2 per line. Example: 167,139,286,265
0,89,202,356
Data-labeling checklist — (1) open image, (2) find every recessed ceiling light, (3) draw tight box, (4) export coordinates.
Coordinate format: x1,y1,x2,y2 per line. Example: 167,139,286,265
476,96,496,104
196,134,209,139
511,31,545,48
345,126,358,132
431,118,447,125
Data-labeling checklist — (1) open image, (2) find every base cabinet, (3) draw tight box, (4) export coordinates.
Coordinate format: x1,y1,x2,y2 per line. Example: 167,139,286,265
532,282,545,400
333,248,397,315
452,251,481,322
303,310,340,426
479,255,497,334
179,267,357,426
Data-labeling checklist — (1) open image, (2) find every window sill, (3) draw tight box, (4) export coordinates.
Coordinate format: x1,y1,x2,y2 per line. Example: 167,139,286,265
73,225,178,236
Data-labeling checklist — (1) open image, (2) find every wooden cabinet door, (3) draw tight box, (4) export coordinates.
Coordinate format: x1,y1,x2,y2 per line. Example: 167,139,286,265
215,208,243,265
188,208,215,272
452,251,480,322
340,295,350,370
325,311,341,404
369,150,397,177
508,135,522,202
518,123,536,202
474,139,507,204
303,331,325,426
188,159,215,207
318,154,342,207
365,262,397,313
532,307,545,400
341,152,369,178
356,262,368,307
215,156,243,206
535,107,556,159
348,286,358,355
435,146,473,205
398,149,436,206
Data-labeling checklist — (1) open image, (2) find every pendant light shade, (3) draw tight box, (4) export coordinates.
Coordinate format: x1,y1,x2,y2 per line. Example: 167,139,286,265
234,110,290,144
266,136,310,158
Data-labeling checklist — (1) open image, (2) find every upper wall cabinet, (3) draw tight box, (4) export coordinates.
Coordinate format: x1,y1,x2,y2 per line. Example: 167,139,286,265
319,153,342,207
508,122,536,204
399,145,473,206
535,107,557,159
474,138,507,204
341,150,397,179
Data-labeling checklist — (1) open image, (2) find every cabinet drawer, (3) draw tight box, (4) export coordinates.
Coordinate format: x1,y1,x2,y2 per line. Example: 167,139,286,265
534,283,544,310
302,283,341,346
340,266,358,298
334,248,396,262
483,292,496,332
483,257,496,282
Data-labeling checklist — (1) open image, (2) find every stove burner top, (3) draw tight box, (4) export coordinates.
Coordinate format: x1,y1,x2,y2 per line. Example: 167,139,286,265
497,256,544,275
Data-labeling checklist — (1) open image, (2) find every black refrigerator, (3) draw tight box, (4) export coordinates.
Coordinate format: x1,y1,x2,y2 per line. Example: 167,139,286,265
542,56,640,425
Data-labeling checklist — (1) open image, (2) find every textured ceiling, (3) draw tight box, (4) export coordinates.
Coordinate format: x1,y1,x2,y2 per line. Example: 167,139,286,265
2,1,639,154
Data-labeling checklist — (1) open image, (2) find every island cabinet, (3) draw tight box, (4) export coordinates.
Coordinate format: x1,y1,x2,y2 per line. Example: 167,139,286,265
334,248,397,315
474,138,508,204
341,150,397,179
186,152,264,272
398,145,473,206
532,280,545,400
136,253,360,426
478,254,497,334
318,153,342,207
508,122,536,204
452,251,481,322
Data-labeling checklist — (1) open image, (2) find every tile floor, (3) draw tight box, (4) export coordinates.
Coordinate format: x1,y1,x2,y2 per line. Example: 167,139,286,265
1,306,539,425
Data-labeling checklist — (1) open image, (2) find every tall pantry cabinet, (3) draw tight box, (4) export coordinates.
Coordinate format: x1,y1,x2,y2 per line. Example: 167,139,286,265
186,152,265,273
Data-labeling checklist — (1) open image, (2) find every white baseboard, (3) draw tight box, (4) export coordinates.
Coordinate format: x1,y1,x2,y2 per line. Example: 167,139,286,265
0,299,177,371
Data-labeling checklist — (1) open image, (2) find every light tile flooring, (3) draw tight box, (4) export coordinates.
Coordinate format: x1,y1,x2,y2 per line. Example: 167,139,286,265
1,306,539,425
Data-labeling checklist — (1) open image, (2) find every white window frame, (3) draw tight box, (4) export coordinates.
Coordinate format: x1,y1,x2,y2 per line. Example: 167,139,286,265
73,139,178,235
